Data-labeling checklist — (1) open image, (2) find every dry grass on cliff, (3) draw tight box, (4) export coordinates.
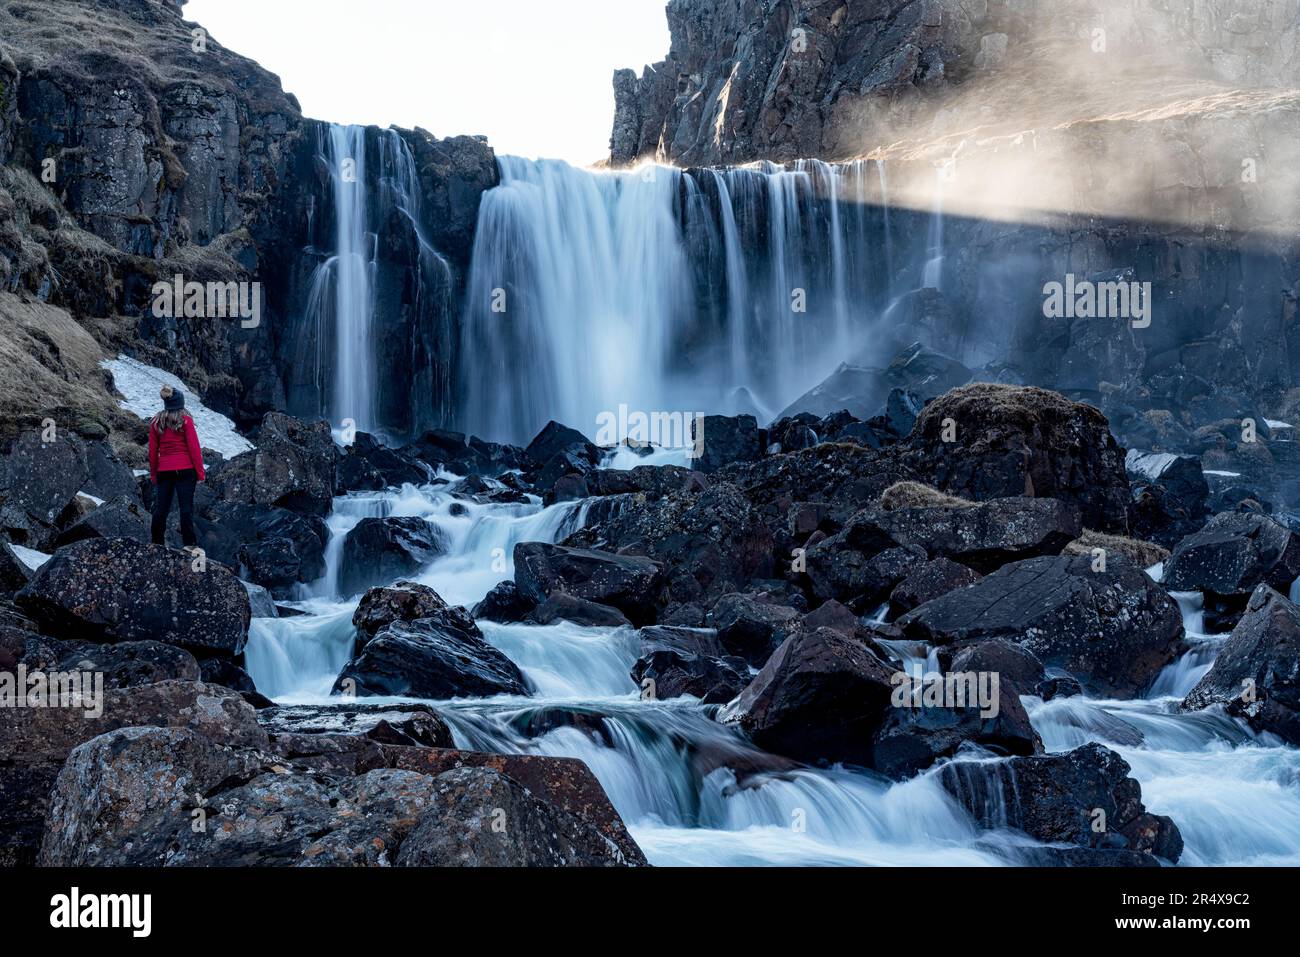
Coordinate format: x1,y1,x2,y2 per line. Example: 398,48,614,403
0,293,138,444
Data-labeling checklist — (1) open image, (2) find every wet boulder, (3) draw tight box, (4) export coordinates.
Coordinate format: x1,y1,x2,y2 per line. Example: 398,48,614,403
938,743,1183,862
54,638,200,689
805,540,927,610
198,502,328,597
513,542,663,626
208,412,337,517
525,593,631,627
724,627,896,767
333,610,528,699
897,554,1182,698
1163,512,1300,611
692,414,761,473
471,579,535,623
337,432,430,491
16,537,252,657
904,384,1131,533
338,516,449,598
352,580,449,642
632,648,749,704
524,421,601,470
706,592,802,666
260,701,455,749
938,638,1048,694
1181,585,1300,744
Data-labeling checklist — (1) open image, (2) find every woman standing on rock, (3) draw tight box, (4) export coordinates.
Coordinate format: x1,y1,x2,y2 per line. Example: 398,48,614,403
148,385,206,548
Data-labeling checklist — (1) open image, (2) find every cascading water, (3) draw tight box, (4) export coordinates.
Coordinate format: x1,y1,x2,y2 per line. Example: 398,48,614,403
458,156,903,445
244,472,1300,866
296,123,456,438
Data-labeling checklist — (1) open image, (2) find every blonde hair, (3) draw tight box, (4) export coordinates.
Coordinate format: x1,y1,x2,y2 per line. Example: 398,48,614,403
151,386,190,433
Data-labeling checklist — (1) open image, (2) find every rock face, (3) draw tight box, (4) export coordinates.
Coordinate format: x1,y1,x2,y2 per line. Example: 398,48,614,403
904,385,1131,533
939,744,1184,862
898,554,1182,698
1182,585,1300,744
339,517,449,598
333,612,528,699
514,543,664,626
16,537,251,656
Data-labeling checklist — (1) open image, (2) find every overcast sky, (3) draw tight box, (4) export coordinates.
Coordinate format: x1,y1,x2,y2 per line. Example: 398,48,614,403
185,0,670,166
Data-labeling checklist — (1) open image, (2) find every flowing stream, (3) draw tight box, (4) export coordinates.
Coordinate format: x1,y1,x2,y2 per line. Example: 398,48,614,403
245,477,1300,867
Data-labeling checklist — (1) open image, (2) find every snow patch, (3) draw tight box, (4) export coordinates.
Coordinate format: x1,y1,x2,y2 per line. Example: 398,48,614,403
100,355,253,460
10,544,51,571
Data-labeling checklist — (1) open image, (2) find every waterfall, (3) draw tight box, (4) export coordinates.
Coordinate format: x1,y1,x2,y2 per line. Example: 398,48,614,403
296,124,456,439
458,156,904,445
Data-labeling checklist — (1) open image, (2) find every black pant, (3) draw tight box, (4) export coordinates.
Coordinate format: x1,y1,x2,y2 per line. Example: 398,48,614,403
152,468,198,547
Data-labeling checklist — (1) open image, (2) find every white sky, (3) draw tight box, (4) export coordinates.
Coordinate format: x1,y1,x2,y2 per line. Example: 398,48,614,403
184,0,671,166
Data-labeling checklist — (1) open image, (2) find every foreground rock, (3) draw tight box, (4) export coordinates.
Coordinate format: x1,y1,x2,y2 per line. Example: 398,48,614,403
898,555,1182,698
0,681,266,866
904,384,1131,533
333,609,528,699
39,728,640,866
1163,513,1300,625
1182,585,1300,744
339,517,449,597
938,743,1183,862
725,627,1039,778
208,412,337,517
514,542,663,626
352,580,449,640
16,537,251,656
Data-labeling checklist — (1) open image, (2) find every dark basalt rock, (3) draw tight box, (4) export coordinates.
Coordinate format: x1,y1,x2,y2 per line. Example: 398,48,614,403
260,702,454,749
565,482,773,615
1,680,267,867
16,537,251,656
352,580,449,643
1182,585,1300,744
514,542,663,626
332,611,528,699
526,593,631,628
207,412,337,518
198,657,260,695
903,384,1131,533
55,638,200,689
939,638,1048,695
632,647,749,704
706,592,804,667
337,432,430,492
805,540,927,610
1163,512,1300,612
897,554,1182,698
0,431,90,551
692,414,761,473
338,516,449,598
1126,450,1210,549
471,579,535,623
725,626,1036,777
938,743,1183,862
524,421,601,470
890,557,982,612
52,496,150,547
196,502,328,597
